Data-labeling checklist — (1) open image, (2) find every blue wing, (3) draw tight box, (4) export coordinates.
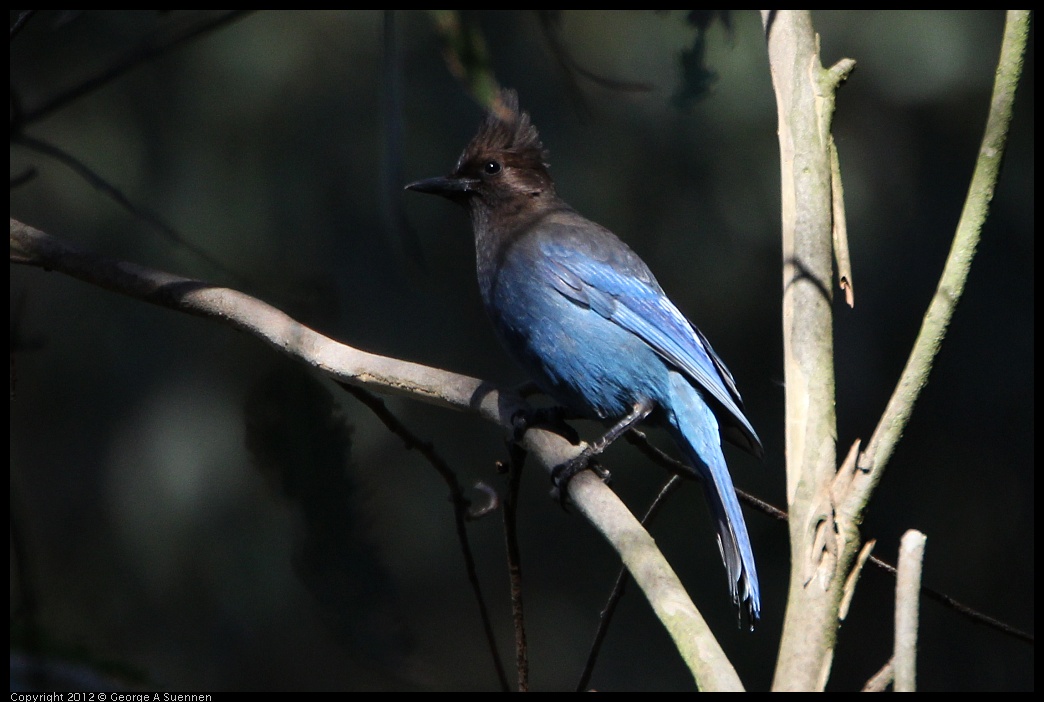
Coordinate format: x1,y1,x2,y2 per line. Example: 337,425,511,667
539,238,762,457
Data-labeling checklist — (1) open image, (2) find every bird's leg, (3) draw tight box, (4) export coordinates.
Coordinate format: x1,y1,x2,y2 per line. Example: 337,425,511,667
509,380,581,444
551,399,655,491
510,404,581,446
514,380,544,399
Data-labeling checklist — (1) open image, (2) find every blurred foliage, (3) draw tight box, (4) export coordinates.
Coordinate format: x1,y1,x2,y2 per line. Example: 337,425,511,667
10,10,1033,691
244,364,408,661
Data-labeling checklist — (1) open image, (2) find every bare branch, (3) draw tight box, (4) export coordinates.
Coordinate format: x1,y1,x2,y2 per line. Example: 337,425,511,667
762,10,847,690
337,381,510,691
846,9,1031,515
10,217,744,690
893,530,927,692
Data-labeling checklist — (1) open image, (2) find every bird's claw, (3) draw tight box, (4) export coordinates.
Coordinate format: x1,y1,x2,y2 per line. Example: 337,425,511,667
510,409,530,444
510,406,580,445
549,455,611,509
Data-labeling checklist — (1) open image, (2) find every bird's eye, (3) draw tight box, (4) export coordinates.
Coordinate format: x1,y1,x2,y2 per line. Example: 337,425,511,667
483,160,501,175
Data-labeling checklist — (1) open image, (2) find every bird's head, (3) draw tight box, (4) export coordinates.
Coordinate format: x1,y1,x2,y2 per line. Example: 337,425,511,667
406,90,554,209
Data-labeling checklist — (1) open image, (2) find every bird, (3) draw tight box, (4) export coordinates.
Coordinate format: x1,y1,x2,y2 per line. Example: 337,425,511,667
406,90,763,622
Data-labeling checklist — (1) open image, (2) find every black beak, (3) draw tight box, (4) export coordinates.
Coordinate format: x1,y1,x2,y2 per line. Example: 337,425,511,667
405,175,478,199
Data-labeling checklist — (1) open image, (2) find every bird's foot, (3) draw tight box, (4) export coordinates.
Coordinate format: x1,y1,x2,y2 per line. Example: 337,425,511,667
549,453,611,509
510,405,579,445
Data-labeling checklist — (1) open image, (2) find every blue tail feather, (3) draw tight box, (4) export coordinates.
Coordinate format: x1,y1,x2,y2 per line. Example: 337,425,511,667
665,372,761,622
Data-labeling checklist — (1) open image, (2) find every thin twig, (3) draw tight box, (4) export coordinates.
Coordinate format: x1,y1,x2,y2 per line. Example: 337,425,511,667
9,10,37,41
502,442,529,691
380,10,425,271
575,474,685,691
624,428,1034,644
19,11,254,125
862,658,894,692
336,382,511,691
626,428,788,521
13,134,255,288
867,553,1033,645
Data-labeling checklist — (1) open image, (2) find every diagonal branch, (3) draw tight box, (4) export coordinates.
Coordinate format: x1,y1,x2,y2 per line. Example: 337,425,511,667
842,9,1030,516
17,11,254,126
11,217,746,690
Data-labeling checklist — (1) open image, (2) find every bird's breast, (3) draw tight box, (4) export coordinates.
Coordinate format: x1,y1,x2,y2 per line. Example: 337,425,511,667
483,256,669,420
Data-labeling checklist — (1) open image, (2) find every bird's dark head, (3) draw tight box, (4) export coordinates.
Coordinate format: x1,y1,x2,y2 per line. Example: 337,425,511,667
406,90,554,209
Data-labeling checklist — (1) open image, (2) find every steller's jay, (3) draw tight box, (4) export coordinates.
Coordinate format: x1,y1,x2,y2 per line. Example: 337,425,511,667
406,90,763,622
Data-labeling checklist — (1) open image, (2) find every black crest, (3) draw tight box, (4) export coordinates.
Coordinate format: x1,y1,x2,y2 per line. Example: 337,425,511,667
456,89,550,173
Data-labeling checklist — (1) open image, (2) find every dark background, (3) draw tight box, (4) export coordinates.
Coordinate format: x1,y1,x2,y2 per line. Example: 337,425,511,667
10,10,1033,691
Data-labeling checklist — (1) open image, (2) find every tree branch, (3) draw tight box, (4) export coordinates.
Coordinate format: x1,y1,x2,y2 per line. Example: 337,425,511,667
10,216,745,690
844,8,1030,514
762,10,847,690
764,9,1030,691
893,530,927,692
